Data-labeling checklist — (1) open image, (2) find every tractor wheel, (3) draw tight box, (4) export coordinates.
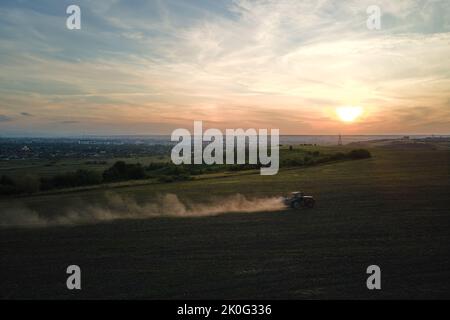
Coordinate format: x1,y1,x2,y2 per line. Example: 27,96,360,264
293,201,301,209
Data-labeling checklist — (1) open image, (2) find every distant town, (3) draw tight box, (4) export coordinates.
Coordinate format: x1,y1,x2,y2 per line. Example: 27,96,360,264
0,135,448,161
0,137,173,161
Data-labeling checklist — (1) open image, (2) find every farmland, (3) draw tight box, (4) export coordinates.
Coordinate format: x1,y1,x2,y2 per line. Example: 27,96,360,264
1,142,449,299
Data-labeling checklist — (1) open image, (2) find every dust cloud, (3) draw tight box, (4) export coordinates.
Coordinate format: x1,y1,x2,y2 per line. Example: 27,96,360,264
0,193,285,228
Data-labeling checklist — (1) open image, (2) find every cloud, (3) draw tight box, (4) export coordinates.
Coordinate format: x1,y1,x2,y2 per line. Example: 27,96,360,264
20,112,32,116
0,0,449,134
60,120,79,124
0,114,12,122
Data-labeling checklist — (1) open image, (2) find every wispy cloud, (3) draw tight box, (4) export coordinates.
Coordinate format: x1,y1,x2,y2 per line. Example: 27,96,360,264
0,114,12,122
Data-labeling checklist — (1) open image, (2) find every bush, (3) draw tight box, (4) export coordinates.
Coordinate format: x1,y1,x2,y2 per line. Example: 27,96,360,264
15,175,41,194
41,169,102,190
303,155,312,164
0,185,17,195
348,149,371,159
0,175,17,195
0,174,40,195
330,152,347,161
103,161,146,182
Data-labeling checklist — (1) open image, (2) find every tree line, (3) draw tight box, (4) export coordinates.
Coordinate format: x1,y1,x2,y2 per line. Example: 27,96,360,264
0,149,371,195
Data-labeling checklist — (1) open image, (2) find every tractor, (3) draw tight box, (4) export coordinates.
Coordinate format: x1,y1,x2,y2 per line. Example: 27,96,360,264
283,191,315,209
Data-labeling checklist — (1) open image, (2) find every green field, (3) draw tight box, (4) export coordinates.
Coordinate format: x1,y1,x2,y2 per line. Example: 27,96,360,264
1,145,449,299
0,155,170,178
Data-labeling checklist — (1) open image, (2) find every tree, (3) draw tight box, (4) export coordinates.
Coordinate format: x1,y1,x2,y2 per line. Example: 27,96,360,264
103,161,146,182
348,149,371,159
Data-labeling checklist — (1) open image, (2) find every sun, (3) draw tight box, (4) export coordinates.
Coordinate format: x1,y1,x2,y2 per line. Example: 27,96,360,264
336,106,363,123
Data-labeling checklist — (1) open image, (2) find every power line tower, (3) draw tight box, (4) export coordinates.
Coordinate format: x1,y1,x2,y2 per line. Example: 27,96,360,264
338,133,342,146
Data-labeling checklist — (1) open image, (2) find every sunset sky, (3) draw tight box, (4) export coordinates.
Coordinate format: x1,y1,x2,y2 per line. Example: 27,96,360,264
0,0,449,136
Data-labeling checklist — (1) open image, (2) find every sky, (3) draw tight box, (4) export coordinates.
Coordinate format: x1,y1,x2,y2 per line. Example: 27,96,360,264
0,0,449,136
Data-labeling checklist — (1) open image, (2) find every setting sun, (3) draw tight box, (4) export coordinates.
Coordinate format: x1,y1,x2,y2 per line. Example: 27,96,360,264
336,106,363,123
